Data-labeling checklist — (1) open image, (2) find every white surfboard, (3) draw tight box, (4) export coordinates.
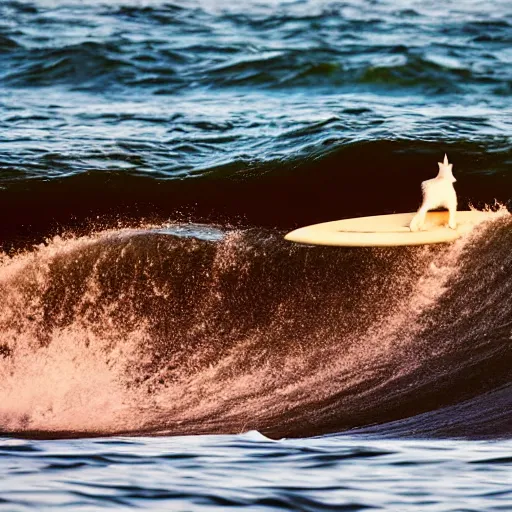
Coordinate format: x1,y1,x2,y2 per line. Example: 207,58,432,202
284,210,498,247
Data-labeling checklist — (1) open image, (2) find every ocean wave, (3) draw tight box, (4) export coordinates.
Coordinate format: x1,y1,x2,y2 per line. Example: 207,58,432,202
0,34,20,51
0,139,510,250
0,213,510,438
3,41,131,88
1,1,510,94
0,0,510,441
2,41,505,93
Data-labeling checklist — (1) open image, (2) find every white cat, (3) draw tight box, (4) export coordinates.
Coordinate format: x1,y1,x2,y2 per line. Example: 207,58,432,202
410,154,457,232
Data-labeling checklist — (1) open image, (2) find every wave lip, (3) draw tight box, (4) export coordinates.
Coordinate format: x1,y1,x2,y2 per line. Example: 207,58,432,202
0,139,510,248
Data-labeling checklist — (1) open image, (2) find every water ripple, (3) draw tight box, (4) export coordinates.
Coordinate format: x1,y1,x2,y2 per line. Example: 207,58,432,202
0,435,510,510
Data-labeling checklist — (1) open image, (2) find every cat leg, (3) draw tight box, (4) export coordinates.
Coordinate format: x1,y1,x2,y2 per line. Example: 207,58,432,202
410,204,428,231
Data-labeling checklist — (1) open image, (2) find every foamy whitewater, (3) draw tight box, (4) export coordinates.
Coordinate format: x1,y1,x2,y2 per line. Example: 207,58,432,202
0,210,509,439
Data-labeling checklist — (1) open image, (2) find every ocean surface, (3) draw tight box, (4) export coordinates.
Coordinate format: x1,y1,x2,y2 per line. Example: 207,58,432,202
0,0,511,510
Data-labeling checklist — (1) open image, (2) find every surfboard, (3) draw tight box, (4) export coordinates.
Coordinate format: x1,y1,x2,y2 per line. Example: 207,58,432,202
284,210,498,247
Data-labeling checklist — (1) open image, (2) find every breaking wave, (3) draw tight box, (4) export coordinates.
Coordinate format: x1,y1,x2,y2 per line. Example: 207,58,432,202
0,212,510,439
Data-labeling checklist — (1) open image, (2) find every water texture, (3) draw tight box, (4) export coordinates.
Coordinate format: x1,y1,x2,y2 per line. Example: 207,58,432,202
1,434,511,511
0,0,511,510
0,0,511,242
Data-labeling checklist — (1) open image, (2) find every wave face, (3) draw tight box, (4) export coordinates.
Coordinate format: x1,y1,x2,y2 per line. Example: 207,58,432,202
0,215,510,439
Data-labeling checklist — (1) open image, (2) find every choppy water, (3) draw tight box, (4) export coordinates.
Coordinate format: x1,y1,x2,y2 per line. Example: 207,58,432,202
0,0,511,510
1,434,511,511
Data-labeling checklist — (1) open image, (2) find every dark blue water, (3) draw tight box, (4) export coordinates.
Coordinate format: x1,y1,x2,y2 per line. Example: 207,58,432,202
0,0,511,510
